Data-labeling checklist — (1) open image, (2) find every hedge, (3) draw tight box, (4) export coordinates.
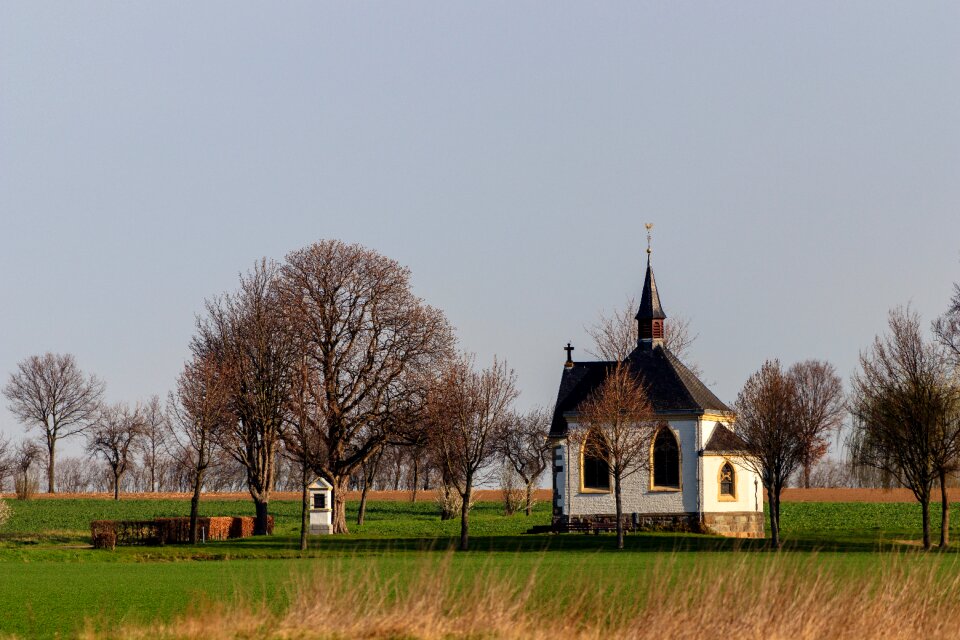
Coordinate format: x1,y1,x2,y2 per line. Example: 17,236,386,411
90,516,274,548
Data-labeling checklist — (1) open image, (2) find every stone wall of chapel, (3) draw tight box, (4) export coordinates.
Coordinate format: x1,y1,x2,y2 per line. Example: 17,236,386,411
564,419,699,516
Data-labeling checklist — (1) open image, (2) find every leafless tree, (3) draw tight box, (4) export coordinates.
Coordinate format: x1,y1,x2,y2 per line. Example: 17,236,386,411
194,260,297,535
497,407,551,516
281,359,328,550
87,403,144,501
356,445,386,526
54,456,93,493
586,296,701,375
850,307,960,550
934,282,960,365
3,353,104,493
789,360,846,489
572,362,657,549
426,355,518,551
735,360,803,548
0,435,11,492
169,353,233,543
12,440,42,499
276,240,454,534
136,396,169,492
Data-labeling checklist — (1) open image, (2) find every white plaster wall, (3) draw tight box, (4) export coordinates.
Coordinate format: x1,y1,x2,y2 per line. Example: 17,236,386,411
564,419,699,516
701,455,763,513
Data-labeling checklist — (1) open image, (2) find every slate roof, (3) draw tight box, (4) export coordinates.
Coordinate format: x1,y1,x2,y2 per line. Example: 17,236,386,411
703,423,748,453
635,258,667,321
549,345,733,437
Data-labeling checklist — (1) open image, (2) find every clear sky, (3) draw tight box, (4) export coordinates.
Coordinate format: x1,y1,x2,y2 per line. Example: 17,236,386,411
2,2,958,452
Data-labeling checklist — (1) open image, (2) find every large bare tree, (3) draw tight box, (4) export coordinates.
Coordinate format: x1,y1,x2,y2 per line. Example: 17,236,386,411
194,260,297,535
497,407,551,516
87,403,145,500
277,240,454,534
169,353,233,543
735,360,803,548
586,296,701,374
3,353,104,493
426,355,518,551
572,362,657,549
790,360,846,489
851,307,960,550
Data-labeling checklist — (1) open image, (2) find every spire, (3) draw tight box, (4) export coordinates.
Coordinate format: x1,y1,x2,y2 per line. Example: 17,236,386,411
636,224,666,348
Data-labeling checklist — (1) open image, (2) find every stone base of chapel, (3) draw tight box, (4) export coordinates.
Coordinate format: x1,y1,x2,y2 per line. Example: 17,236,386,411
701,512,765,538
551,511,764,539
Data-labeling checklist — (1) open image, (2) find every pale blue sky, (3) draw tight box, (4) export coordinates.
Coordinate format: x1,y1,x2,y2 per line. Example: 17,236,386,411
2,3,959,451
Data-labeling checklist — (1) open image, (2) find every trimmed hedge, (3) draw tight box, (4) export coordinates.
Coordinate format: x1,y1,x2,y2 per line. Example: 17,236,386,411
91,516,274,548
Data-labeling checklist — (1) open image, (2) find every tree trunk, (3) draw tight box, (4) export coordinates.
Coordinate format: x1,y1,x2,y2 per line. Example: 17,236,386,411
769,487,781,549
113,470,120,501
525,481,534,516
358,472,371,526
921,495,931,550
803,461,812,490
300,463,309,551
254,499,270,535
189,468,204,544
332,474,350,534
940,470,950,549
459,481,472,551
614,474,624,550
410,458,419,503
47,439,56,494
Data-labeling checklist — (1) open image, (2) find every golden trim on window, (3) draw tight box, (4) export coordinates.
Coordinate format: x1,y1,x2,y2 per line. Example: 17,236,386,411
649,425,682,492
718,459,737,501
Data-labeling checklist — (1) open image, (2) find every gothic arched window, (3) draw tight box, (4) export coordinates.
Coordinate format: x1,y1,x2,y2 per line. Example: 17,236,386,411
719,461,736,499
581,430,610,491
652,427,680,489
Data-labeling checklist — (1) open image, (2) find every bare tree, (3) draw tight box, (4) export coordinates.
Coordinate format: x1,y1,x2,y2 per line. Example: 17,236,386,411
194,260,297,535
497,407,551,516
281,359,329,550
586,296,701,375
87,403,144,500
137,396,169,492
277,240,454,534
0,435,11,493
934,281,960,364
789,361,846,489
851,307,960,550
426,355,518,551
169,353,232,543
3,353,104,493
735,360,803,548
54,457,93,493
12,439,42,498
572,362,657,549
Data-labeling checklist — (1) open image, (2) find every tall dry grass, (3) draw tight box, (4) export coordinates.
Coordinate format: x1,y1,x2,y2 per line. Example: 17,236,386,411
84,552,960,640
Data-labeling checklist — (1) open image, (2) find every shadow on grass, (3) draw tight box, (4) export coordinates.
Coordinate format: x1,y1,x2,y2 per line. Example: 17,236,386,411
201,529,925,557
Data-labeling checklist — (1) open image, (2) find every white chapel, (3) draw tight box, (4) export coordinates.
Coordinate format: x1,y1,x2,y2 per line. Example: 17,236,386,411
549,248,764,538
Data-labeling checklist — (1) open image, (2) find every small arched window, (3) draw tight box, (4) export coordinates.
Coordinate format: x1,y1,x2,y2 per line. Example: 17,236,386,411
719,461,736,499
581,430,610,491
652,427,680,489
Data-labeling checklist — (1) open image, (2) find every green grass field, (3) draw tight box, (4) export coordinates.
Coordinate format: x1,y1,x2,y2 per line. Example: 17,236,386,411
1,497,959,639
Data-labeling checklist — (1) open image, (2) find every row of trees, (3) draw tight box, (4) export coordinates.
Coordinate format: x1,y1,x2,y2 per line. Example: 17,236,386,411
1,240,552,551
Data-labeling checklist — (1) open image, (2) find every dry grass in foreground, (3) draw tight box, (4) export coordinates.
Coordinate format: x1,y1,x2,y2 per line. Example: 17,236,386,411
81,553,960,640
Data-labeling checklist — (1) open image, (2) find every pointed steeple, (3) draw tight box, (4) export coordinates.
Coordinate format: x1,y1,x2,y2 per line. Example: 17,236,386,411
636,224,666,349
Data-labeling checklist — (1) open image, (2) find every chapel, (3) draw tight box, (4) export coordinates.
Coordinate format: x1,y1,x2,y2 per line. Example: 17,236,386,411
549,244,765,538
